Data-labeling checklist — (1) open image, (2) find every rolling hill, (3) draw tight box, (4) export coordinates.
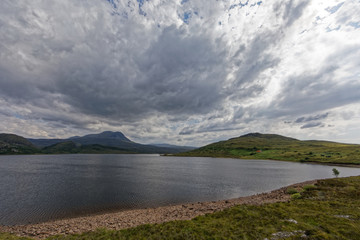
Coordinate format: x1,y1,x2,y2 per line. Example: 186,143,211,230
0,133,40,154
177,133,360,165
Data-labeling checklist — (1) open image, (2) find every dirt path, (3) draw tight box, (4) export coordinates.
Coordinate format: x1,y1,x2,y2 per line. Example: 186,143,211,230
0,180,317,239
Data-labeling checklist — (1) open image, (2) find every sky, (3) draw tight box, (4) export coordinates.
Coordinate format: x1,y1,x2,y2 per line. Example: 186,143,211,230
0,0,359,147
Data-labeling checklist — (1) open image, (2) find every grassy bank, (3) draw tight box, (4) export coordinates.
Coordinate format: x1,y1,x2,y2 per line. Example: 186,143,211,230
2,175,360,240
176,133,360,165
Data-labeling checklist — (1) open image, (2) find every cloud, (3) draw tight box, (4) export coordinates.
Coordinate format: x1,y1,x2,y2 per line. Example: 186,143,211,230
295,113,329,123
300,122,324,129
0,0,359,146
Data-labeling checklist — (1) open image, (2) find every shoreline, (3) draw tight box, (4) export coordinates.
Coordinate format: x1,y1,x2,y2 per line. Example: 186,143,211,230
2,153,360,168
0,179,317,239
173,154,360,168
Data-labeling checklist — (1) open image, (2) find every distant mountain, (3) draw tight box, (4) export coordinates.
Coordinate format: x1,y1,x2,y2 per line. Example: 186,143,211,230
64,131,135,148
76,131,132,142
0,133,39,154
28,131,191,154
27,138,64,148
177,132,360,165
151,143,196,151
41,141,133,154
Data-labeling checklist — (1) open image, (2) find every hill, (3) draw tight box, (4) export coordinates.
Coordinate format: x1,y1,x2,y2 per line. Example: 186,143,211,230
41,141,133,154
177,133,360,165
151,143,196,152
0,133,40,154
28,131,193,154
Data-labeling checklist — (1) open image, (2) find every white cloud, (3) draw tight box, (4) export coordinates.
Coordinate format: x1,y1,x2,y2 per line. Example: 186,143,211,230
0,0,359,146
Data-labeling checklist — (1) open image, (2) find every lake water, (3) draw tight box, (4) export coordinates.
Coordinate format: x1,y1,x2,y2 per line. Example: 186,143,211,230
0,154,359,225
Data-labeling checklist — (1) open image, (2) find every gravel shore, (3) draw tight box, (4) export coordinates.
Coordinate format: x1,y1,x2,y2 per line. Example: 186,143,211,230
0,180,317,239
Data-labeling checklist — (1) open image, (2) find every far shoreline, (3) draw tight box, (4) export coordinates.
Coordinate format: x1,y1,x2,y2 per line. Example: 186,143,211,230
168,154,360,168
2,153,359,168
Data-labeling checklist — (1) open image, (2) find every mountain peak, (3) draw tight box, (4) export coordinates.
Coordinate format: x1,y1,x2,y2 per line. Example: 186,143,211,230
0,133,36,147
240,132,263,138
239,133,298,141
82,131,132,142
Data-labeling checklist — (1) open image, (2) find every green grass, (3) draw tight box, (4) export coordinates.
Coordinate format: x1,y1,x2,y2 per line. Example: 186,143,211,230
0,233,32,240
2,176,360,240
176,133,360,165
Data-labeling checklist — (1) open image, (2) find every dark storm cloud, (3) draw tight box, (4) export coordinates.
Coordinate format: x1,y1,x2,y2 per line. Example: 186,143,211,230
50,24,227,121
134,25,227,115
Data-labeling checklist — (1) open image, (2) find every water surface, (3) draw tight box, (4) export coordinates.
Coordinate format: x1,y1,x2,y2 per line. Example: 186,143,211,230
0,154,359,225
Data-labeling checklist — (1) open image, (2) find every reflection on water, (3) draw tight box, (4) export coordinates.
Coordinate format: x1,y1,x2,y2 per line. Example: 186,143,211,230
0,154,359,225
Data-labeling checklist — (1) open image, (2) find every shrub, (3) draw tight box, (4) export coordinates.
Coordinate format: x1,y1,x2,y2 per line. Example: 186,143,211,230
291,193,302,200
303,185,316,191
332,168,340,178
286,188,298,194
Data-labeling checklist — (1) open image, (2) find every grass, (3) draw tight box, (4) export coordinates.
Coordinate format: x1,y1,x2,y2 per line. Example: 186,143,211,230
0,233,31,240
176,133,360,165
2,176,360,240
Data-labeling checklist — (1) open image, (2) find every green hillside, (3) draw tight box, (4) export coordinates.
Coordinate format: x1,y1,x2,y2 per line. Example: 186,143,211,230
0,134,40,154
177,133,360,165
41,141,133,154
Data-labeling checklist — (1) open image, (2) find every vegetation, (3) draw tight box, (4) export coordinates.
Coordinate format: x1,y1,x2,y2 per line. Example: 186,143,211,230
0,134,40,154
0,233,31,240
41,141,134,154
176,133,360,165
286,187,299,194
332,168,340,177
2,176,360,239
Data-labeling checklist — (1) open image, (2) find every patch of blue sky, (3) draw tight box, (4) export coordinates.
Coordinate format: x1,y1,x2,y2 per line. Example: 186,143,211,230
137,0,145,7
229,0,249,10
325,2,344,14
348,21,360,29
183,11,192,24
137,0,147,16
105,0,128,19
250,1,262,7
14,113,24,120
187,119,201,124
106,0,117,9
181,0,189,4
